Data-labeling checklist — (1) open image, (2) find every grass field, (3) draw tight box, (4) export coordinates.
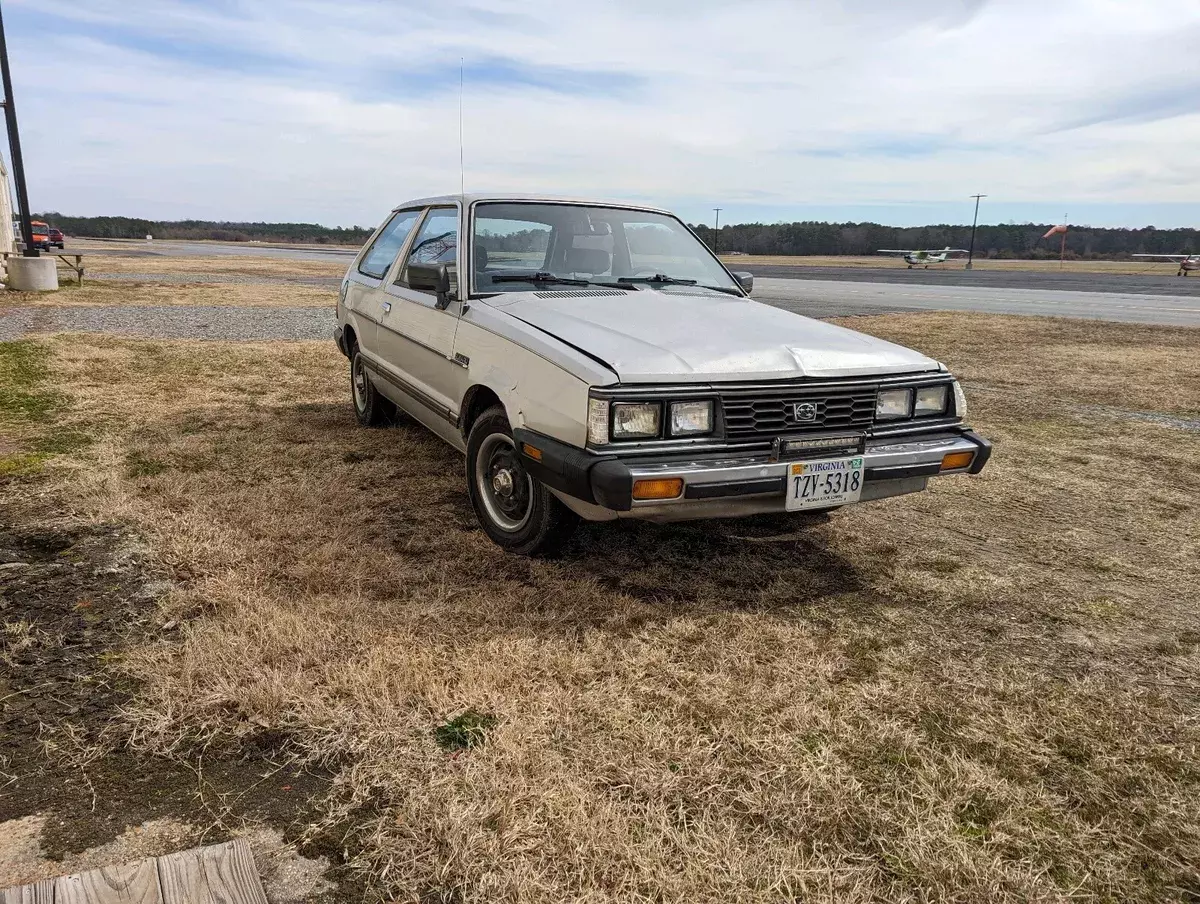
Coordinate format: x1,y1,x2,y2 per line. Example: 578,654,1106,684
4,308,1198,902
88,254,347,280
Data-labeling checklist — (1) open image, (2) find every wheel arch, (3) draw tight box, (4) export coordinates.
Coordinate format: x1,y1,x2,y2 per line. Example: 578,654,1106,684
459,384,505,439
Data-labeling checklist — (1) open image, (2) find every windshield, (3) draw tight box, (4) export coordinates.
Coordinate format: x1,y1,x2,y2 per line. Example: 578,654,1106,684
471,202,739,295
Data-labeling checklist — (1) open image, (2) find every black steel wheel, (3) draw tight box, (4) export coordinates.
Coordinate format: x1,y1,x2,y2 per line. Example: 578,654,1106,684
466,406,578,556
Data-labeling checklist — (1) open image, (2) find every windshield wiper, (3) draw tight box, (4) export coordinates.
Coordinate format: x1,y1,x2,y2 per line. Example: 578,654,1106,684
695,284,745,297
616,275,743,296
491,271,591,287
617,274,697,287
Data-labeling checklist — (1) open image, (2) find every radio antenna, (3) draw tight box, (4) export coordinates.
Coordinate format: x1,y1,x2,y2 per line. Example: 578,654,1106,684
458,57,465,197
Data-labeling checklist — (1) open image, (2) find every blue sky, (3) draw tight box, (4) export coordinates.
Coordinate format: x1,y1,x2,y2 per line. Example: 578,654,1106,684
5,0,1200,229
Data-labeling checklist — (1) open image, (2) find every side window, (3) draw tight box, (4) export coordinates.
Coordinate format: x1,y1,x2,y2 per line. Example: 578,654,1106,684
399,208,458,293
357,209,420,279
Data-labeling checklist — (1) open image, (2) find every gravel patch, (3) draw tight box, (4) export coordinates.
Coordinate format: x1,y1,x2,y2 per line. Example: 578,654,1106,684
0,305,335,341
0,299,868,343
90,271,341,288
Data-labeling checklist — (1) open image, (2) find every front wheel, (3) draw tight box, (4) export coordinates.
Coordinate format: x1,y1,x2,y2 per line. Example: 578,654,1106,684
466,406,578,556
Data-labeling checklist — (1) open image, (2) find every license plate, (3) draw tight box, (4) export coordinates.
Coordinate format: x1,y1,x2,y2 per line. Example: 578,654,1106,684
785,456,864,511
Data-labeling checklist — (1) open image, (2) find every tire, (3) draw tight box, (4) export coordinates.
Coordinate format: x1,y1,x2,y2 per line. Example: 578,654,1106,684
466,406,579,556
349,341,395,427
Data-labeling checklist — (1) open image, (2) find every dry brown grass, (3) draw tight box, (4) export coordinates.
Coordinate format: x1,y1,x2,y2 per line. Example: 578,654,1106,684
0,280,334,309
17,313,1200,902
721,255,1191,275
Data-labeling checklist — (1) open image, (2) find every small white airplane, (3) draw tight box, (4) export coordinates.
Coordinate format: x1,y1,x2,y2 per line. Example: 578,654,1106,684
1132,253,1200,276
876,247,969,268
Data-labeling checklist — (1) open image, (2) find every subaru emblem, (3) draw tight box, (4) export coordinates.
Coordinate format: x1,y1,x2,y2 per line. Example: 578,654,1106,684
793,402,817,422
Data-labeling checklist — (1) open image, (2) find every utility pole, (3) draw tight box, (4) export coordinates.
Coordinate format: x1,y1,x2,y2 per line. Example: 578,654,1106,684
0,0,35,257
965,193,986,270
712,208,722,255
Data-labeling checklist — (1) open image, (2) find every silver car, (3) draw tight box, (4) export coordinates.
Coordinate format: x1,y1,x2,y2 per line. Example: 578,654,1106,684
335,194,992,555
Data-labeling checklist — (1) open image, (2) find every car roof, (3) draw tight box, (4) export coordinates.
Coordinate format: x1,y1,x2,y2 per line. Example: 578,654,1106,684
391,193,674,215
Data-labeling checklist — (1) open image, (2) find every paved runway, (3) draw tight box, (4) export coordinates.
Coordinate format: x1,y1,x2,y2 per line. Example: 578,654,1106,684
746,264,1200,298
752,278,1200,327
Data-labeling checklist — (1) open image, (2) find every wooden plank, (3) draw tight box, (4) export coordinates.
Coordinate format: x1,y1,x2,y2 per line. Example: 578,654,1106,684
0,879,55,904
156,840,267,904
54,858,163,904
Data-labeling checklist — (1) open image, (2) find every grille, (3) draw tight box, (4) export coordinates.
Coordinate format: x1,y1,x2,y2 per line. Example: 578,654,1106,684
721,387,876,439
533,289,629,298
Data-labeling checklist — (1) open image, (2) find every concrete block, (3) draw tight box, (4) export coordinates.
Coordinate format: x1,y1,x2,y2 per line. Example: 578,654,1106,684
7,256,58,292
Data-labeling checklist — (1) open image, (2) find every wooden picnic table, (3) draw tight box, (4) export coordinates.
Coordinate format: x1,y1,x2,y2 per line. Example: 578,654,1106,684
54,253,84,285
0,250,84,286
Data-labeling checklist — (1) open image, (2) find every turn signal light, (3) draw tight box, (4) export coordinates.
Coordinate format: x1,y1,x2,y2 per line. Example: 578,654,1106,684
940,451,975,472
521,443,543,462
632,478,684,500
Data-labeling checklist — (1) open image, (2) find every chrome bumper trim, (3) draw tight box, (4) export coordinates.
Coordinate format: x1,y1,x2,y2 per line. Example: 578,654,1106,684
624,431,982,509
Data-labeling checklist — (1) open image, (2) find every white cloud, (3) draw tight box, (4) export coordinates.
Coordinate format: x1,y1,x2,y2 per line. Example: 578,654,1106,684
8,0,1200,226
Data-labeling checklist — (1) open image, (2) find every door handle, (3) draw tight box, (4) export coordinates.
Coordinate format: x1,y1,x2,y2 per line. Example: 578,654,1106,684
382,302,392,313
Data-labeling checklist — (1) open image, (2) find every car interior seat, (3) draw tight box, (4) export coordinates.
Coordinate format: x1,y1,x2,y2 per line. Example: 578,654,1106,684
564,247,612,275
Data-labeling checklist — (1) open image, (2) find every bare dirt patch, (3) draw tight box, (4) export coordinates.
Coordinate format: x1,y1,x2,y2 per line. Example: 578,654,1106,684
0,490,349,899
4,314,1200,902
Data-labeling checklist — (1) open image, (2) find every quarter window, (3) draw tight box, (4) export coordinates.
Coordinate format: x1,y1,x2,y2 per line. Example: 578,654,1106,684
399,208,458,292
357,209,421,279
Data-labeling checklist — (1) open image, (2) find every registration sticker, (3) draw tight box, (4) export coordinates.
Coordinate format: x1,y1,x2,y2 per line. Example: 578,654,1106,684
785,456,864,511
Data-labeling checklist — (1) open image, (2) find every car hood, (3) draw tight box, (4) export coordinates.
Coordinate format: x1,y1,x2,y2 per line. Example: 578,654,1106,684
488,290,939,383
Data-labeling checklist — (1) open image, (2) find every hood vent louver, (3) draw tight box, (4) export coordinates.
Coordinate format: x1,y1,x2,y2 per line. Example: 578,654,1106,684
532,289,629,298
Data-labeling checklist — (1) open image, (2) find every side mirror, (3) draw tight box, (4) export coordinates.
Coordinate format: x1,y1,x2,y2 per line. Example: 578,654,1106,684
732,271,753,294
407,262,454,308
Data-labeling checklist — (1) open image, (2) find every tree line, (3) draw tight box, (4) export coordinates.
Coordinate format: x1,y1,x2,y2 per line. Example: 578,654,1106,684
31,212,1200,258
33,213,373,245
688,221,1199,259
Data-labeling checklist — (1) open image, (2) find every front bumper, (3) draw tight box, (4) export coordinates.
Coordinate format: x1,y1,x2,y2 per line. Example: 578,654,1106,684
334,325,348,357
515,427,992,522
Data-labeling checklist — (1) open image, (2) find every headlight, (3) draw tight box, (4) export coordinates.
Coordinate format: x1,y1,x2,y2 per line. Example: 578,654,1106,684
587,398,610,445
669,400,713,436
952,380,967,419
611,402,661,439
875,388,912,420
914,384,948,416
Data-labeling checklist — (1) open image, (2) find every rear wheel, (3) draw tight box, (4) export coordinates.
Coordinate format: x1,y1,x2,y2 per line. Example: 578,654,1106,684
466,406,578,556
349,342,395,427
